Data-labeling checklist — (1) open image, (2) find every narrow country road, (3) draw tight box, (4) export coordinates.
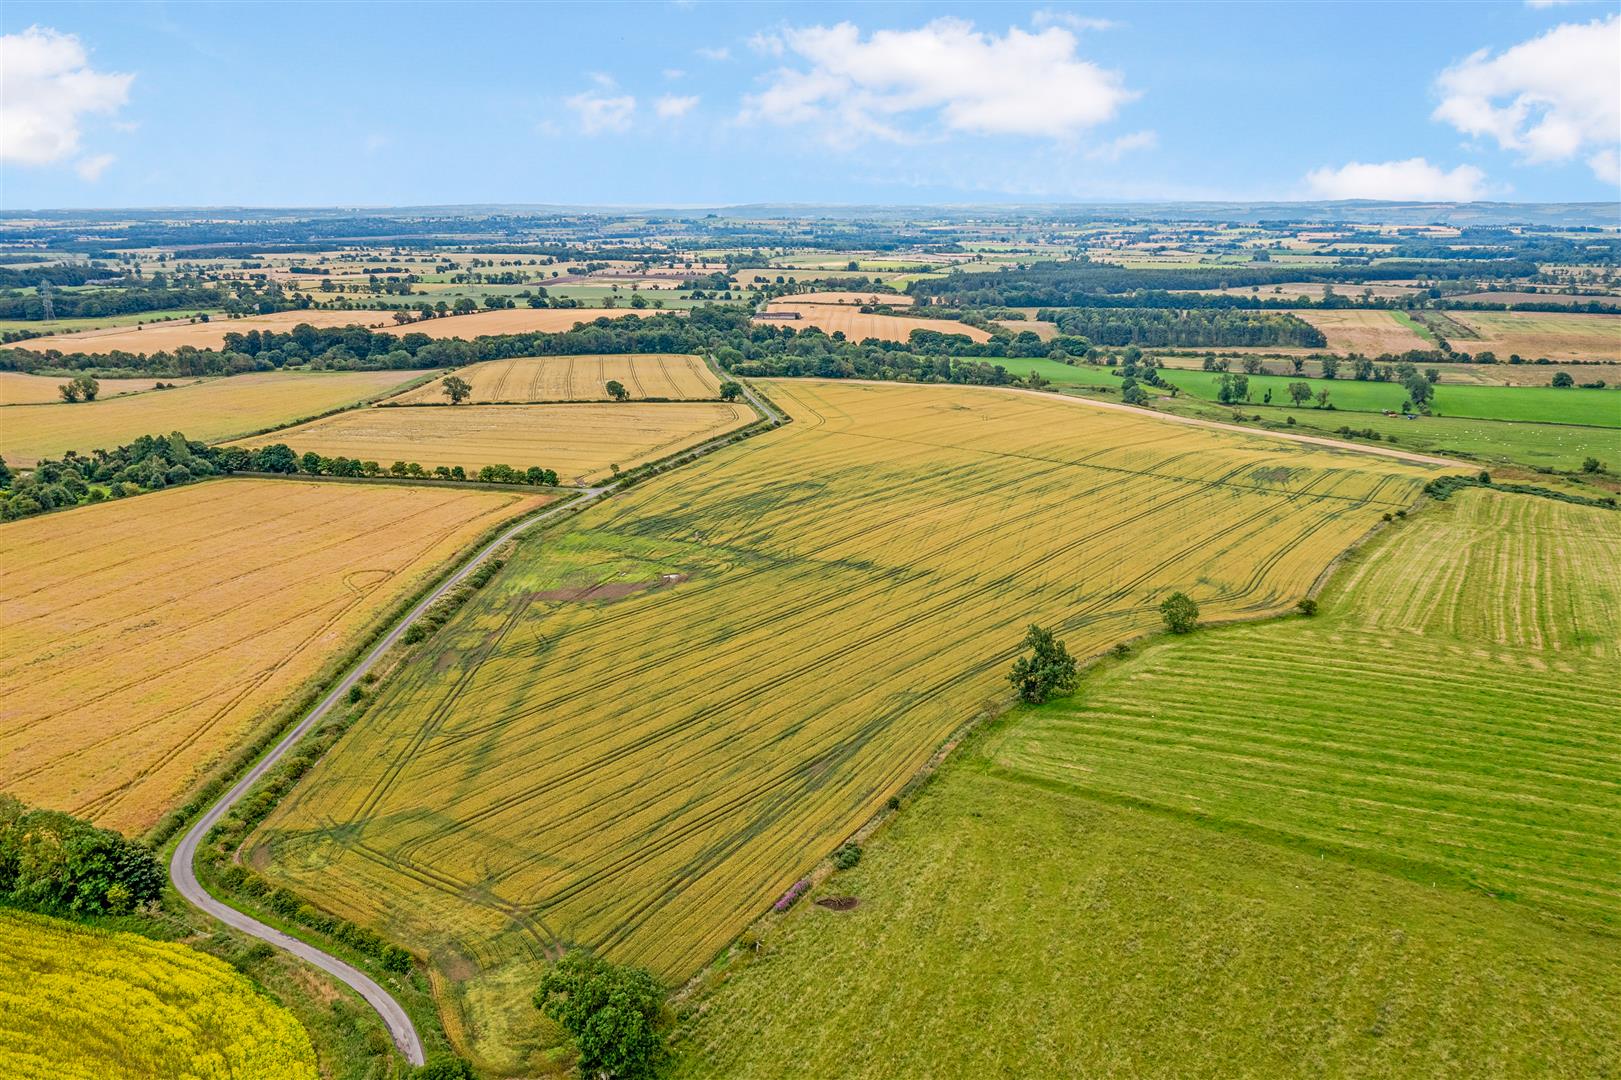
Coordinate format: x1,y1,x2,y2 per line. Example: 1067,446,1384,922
170,373,781,1066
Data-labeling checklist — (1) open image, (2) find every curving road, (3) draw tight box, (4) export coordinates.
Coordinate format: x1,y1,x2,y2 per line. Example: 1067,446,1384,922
170,372,779,1066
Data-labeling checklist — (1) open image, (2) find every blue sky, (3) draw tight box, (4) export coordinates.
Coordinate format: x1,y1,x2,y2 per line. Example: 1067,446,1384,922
2,1,1618,209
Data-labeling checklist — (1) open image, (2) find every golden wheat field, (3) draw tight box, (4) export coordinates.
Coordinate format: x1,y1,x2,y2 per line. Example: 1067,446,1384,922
756,301,992,343
1292,309,1433,354
0,372,203,406
393,354,721,404
394,308,664,340
0,909,318,1080
0,370,421,466
235,401,753,484
0,478,549,836
250,380,1440,1066
16,309,403,355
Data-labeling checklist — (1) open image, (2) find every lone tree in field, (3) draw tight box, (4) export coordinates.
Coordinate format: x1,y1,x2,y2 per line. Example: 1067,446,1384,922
534,951,667,1080
719,380,744,402
1008,624,1078,704
605,380,630,402
1159,592,1200,634
441,376,472,405
1287,381,1313,407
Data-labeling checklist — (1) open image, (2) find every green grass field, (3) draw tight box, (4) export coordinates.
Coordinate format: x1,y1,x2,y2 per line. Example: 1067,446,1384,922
1389,309,1440,344
672,489,1621,1078
0,307,224,336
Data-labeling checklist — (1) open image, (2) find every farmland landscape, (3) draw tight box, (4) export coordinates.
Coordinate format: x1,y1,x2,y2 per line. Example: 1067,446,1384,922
2,4,1620,1077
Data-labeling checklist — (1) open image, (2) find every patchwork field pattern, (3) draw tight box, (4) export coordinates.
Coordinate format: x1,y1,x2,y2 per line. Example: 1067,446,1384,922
251,380,1438,1018
0,370,421,466
992,489,1621,929
393,308,662,339
393,354,721,404
0,478,549,835
236,401,753,484
0,372,202,405
756,302,991,343
0,909,318,1080
17,309,402,355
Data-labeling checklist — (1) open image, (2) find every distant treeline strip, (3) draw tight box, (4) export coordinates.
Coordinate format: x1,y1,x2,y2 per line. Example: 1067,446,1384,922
1039,308,1326,348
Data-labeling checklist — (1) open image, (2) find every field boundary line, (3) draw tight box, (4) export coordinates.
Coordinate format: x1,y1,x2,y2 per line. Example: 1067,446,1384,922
168,365,782,1067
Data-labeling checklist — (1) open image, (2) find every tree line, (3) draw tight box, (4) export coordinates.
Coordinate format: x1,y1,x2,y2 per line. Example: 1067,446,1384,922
1042,308,1326,348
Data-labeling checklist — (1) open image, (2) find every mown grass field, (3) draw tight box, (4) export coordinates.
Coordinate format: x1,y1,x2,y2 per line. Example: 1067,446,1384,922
0,908,318,1079
250,380,1437,1071
0,371,202,405
236,401,753,484
393,354,720,404
0,369,420,466
671,488,1621,1079
0,478,549,835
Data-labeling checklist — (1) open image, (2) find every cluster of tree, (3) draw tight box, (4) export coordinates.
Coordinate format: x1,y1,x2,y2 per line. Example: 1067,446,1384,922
57,375,100,402
0,264,115,288
0,796,165,915
0,432,222,521
1043,308,1326,348
237,445,560,487
0,286,224,322
908,258,1538,307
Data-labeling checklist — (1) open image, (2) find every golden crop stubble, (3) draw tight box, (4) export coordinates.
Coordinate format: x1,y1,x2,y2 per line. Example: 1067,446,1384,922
0,477,549,835
392,354,721,404
252,380,1439,1001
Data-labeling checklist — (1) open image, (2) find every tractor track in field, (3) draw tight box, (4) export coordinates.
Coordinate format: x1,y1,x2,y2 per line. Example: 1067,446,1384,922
169,358,780,1067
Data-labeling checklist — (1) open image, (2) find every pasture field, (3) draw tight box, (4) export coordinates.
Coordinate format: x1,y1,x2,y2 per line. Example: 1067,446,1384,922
755,301,991,343
0,369,421,466
237,401,753,484
15,309,402,354
0,478,550,835
1151,353,1621,387
0,307,226,337
1449,310,1621,361
0,371,201,405
250,380,1437,1069
393,308,663,340
0,909,318,1080
671,488,1621,1080
1293,309,1433,353
392,354,721,404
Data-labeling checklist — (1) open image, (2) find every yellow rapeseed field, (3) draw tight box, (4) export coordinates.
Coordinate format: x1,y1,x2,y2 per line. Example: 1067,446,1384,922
393,354,721,404
252,379,1440,1065
0,909,318,1080
0,477,550,835
0,370,420,466
234,401,754,484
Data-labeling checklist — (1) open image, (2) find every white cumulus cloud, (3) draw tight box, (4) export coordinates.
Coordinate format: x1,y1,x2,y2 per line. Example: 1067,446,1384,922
1087,129,1156,162
739,18,1135,142
655,94,700,119
1304,158,1489,201
0,26,132,168
565,90,636,135
74,152,115,181
1031,10,1118,32
1432,15,1620,182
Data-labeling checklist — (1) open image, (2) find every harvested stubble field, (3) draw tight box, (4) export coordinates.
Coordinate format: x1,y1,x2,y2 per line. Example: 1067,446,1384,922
776,291,914,306
0,478,550,835
1453,291,1621,309
1293,309,1433,354
1448,310,1621,361
393,354,720,405
15,309,403,355
250,380,1438,1069
236,401,752,484
0,371,201,405
755,301,991,344
0,909,318,1080
0,370,421,467
392,308,663,340
672,488,1621,1080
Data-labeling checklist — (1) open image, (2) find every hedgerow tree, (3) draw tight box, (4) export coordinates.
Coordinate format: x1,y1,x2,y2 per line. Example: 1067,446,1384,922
534,951,667,1080
718,380,743,401
441,375,472,404
1008,624,1078,704
605,379,630,402
1159,592,1200,634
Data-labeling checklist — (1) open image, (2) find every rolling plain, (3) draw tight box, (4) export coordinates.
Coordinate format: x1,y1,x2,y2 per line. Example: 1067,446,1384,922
0,478,550,834
247,379,1440,1070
